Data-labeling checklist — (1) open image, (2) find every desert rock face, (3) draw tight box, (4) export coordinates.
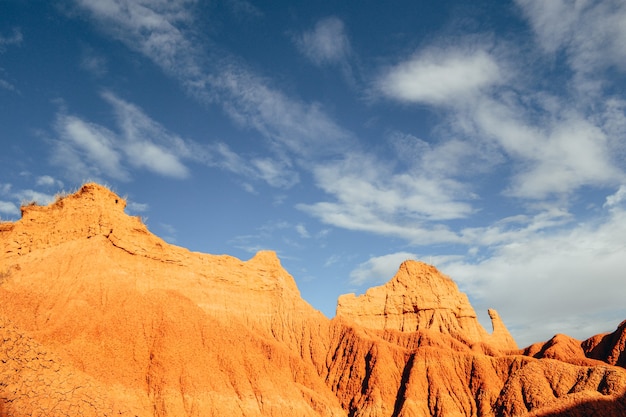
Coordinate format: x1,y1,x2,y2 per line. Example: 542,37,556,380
583,320,626,368
336,261,518,351
1,183,626,417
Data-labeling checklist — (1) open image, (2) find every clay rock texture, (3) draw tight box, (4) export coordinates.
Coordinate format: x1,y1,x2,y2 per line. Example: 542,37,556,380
336,261,518,351
1,183,626,417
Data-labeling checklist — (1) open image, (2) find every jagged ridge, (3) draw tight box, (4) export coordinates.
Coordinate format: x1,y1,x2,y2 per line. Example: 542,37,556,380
1,183,625,417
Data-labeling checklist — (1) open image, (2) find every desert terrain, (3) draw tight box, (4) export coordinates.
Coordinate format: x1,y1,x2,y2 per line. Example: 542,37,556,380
1,183,625,416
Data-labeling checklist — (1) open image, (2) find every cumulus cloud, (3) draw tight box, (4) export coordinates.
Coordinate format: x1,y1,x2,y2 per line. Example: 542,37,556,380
378,47,501,106
295,17,351,67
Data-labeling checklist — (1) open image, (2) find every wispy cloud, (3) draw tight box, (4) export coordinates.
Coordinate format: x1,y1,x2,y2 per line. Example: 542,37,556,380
295,224,310,239
72,0,353,162
80,47,108,77
207,142,299,189
214,66,353,158
295,17,351,67
225,0,263,19
102,92,192,178
52,91,199,181
469,96,624,199
0,28,23,92
298,151,473,244
0,28,22,50
516,0,626,82
52,113,128,181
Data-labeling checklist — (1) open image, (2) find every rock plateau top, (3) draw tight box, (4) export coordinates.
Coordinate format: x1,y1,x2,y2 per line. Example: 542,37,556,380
1,183,625,417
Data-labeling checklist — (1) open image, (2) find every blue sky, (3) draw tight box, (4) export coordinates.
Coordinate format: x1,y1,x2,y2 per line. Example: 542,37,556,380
2,0,626,347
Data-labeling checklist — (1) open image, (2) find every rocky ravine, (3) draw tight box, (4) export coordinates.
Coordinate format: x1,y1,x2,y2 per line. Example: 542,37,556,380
1,183,625,417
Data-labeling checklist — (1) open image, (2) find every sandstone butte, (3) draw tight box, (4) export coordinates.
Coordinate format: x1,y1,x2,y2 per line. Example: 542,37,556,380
0,183,625,417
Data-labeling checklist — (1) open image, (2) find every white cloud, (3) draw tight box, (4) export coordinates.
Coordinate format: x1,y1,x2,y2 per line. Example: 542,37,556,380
378,47,501,105
215,67,353,158
51,92,204,181
298,151,474,244
470,96,624,199
516,0,626,94
0,29,22,92
35,175,64,188
206,142,299,189
349,252,419,285
53,114,128,181
72,0,353,163
125,141,189,178
14,190,56,206
102,91,194,178
74,0,200,78
440,203,626,347
604,184,626,209
0,201,19,216
295,17,351,67
251,158,299,188
295,224,310,239
127,201,149,213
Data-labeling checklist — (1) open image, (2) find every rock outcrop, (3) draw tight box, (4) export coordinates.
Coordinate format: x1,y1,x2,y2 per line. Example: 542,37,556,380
1,183,626,417
336,260,518,351
583,320,626,368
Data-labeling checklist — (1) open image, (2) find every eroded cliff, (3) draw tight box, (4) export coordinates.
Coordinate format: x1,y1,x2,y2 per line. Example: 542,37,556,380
1,183,625,417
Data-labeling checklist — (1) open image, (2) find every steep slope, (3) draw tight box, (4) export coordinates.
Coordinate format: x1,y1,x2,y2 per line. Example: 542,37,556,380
2,183,626,417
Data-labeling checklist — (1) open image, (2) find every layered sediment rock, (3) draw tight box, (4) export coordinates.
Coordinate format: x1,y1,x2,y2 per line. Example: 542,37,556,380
1,183,625,417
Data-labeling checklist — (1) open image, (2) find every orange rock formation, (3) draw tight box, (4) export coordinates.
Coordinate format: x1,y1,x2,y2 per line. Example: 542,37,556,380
336,260,518,351
0,183,625,416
